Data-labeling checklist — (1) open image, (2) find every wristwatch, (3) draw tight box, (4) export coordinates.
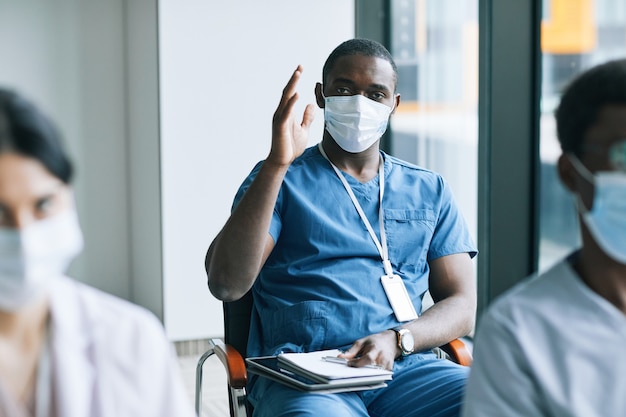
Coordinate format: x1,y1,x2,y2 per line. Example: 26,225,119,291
392,327,415,357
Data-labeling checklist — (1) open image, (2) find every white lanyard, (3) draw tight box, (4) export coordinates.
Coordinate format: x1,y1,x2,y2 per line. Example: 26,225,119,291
35,322,52,417
318,143,394,276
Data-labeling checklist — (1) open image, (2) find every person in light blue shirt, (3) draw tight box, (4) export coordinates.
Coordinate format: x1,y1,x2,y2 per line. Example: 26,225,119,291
206,38,477,417
462,58,626,417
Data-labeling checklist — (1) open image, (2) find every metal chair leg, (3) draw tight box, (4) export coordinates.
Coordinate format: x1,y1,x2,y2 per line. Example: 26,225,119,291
195,345,216,416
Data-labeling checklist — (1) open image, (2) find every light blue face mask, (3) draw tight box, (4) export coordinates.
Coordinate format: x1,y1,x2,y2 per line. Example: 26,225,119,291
0,209,83,311
569,154,626,264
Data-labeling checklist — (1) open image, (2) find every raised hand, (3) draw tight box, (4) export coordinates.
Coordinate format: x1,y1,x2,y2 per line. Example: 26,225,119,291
267,65,316,168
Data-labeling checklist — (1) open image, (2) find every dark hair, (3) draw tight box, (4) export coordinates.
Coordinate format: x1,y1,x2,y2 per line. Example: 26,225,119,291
322,38,398,88
555,58,626,156
0,88,73,184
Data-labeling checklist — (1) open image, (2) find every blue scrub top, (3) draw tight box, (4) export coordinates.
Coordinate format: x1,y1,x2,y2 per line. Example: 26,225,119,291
233,145,477,357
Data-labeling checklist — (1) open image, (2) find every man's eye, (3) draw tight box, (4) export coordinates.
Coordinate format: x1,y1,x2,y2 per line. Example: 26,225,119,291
336,87,352,95
369,92,385,101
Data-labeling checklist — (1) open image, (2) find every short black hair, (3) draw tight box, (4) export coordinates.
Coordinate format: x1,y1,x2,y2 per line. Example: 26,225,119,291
0,88,73,184
555,58,626,156
322,38,398,88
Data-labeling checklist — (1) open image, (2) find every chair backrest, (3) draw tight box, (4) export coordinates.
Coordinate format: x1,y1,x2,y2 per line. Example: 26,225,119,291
224,290,254,357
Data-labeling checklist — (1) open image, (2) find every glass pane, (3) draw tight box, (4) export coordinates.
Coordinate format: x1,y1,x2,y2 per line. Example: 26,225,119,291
539,0,626,271
389,0,478,240
388,0,479,308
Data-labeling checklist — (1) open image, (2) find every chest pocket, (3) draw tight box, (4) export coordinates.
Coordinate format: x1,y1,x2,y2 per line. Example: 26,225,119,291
384,208,436,269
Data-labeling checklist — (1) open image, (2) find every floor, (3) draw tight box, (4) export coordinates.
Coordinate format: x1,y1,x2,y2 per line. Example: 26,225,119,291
178,352,230,417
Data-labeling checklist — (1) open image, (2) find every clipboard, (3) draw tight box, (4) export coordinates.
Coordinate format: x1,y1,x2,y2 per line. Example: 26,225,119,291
245,356,388,393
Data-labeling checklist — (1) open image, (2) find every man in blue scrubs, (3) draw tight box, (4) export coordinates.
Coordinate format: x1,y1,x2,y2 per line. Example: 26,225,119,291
206,38,477,417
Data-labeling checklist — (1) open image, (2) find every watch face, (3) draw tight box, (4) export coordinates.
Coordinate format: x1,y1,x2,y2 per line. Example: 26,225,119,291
401,331,414,353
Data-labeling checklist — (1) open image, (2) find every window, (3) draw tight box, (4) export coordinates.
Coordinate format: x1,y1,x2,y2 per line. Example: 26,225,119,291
385,0,479,310
539,0,626,271
389,0,479,243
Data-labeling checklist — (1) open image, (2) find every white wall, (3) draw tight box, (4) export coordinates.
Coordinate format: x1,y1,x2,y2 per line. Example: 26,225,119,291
0,1,133,299
0,0,163,317
158,0,355,340
0,1,355,341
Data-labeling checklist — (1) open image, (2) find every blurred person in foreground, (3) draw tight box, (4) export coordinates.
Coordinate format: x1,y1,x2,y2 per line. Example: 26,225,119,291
462,59,626,416
0,88,196,417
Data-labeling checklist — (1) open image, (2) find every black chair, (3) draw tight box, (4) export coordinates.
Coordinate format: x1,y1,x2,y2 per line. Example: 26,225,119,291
195,290,473,417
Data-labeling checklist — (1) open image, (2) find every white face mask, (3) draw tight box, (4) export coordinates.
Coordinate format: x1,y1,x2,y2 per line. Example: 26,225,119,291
0,209,84,311
324,94,394,153
569,154,626,264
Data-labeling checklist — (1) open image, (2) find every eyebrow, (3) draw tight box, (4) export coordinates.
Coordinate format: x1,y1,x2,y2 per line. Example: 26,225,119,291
35,192,57,201
30,185,64,206
332,78,392,93
369,83,392,93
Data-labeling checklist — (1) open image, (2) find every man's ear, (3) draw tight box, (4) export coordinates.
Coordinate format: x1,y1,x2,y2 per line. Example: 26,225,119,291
315,83,325,109
392,93,401,114
559,152,596,211
557,153,576,192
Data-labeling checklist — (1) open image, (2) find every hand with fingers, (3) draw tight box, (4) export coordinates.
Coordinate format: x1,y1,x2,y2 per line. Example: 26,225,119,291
267,65,316,168
337,330,398,371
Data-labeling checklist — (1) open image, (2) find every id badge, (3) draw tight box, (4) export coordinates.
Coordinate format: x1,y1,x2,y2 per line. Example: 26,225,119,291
381,274,418,322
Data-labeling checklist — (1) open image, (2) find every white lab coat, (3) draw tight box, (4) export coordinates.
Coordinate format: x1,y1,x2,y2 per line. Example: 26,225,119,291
0,276,197,417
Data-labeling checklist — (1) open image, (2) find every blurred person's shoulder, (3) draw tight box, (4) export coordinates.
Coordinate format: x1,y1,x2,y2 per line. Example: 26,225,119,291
50,276,169,345
481,255,582,331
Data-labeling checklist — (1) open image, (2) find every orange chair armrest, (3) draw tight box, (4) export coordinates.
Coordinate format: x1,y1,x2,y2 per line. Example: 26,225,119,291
440,338,473,366
213,342,248,389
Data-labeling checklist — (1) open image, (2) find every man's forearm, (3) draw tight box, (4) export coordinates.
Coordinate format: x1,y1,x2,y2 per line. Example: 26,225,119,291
403,294,476,352
206,160,289,301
